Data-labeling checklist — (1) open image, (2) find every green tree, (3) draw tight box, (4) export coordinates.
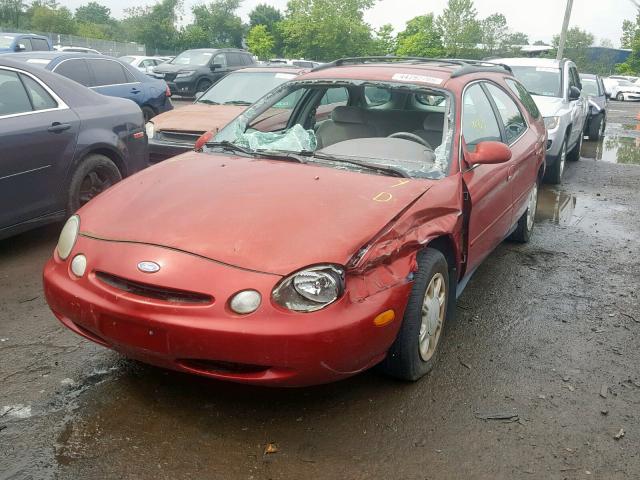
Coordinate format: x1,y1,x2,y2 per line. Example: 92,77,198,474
621,17,639,49
249,3,282,30
533,40,548,46
121,0,181,54
436,0,481,57
552,27,594,49
280,0,375,61
246,24,274,59
480,13,507,54
74,1,110,24
395,14,443,57
504,31,529,46
178,24,209,49
192,0,244,48
30,5,76,33
0,0,27,28
371,23,395,55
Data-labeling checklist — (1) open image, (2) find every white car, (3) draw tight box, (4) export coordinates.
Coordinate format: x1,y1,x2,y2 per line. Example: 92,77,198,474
608,79,640,101
53,45,101,54
268,58,321,68
119,55,169,74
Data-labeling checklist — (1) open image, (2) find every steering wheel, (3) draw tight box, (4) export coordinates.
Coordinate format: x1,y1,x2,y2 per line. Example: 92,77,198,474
388,132,432,149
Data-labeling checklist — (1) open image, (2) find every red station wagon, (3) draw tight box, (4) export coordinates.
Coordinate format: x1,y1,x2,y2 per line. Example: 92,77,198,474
43,57,546,387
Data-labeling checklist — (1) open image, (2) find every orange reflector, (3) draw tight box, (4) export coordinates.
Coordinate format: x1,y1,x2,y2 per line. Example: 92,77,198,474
373,309,395,327
194,130,214,151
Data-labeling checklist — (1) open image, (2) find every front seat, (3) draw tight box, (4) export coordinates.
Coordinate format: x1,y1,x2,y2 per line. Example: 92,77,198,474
316,106,376,148
414,113,445,149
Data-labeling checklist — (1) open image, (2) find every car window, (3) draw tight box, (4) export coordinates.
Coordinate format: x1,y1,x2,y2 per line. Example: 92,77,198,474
31,38,49,51
19,37,33,51
0,35,15,49
0,70,33,115
20,74,57,110
241,54,253,65
227,53,244,66
54,59,93,86
213,53,227,68
171,50,214,66
88,59,129,86
141,59,155,68
462,83,502,151
319,87,348,106
485,84,527,144
510,65,562,98
364,86,391,106
506,78,541,119
580,78,600,96
568,67,579,91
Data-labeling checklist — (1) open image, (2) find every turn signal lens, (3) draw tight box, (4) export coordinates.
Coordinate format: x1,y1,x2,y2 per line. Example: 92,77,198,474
229,290,261,314
71,254,87,277
373,309,395,327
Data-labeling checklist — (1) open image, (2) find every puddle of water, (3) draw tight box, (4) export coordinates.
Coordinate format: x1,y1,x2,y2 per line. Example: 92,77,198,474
581,122,640,165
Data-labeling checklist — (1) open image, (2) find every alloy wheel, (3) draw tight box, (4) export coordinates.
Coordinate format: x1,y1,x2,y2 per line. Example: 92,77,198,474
526,183,538,231
419,272,446,361
78,169,116,206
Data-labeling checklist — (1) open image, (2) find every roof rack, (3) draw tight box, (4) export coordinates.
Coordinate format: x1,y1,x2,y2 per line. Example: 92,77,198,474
310,56,513,78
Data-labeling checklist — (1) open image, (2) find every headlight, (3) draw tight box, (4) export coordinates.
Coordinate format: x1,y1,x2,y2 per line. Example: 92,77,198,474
145,122,155,138
543,116,560,131
176,71,195,78
57,215,79,260
272,265,345,312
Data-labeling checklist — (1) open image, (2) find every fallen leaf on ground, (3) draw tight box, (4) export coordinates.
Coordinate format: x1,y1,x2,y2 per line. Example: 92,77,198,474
264,443,278,454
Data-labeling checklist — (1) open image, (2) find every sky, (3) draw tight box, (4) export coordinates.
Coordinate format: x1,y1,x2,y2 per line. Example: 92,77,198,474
62,0,639,48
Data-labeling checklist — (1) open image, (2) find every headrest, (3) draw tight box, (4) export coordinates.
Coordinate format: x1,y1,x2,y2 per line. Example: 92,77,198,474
423,113,445,131
331,106,366,124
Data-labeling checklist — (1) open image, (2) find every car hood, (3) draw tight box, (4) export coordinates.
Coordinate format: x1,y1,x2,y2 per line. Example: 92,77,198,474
531,95,565,117
151,103,246,133
78,152,434,275
153,63,199,74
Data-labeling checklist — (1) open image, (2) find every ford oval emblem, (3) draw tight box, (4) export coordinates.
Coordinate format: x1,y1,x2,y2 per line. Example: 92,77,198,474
137,261,161,273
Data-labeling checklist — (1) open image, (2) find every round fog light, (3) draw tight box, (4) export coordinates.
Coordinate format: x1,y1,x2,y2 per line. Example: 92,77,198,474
229,290,261,314
70,254,87,277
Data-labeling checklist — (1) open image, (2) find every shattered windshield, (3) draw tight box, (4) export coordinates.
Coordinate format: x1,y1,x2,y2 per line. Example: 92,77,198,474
211,80,455,179
197,71,298,106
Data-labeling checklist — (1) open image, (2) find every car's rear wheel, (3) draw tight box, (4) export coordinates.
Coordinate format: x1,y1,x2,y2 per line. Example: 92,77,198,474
509,182,538,243
588,114,605,141
545,139,566,185
67,154,122,214
379,248,449,381
616,92,625,101
142,105,155,122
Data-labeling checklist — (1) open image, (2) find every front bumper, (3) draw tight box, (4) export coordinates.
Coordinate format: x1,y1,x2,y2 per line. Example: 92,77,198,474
148,137,192,163
43,236,411,387
545,128,563,166
166,78,196,96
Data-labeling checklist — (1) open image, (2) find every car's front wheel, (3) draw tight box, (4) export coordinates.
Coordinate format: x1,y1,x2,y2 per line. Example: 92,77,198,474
380,248,449,381
67,154,122,214
545,139,566,185
616,92,625,101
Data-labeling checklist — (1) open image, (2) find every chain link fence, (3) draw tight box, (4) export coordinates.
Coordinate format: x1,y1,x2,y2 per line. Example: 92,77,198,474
0,28,145,57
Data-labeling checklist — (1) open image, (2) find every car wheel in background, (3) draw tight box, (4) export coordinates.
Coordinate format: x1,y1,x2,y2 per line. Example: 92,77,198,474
545,139,566,185
616,92,625,101
588,114,605,141
142,106,155,122
380,248,449,381
196,79,212,94
567,132,582,162
67,154,122,214
509,182,538,243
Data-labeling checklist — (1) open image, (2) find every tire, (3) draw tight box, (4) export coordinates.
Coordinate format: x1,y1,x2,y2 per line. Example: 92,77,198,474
567,130,582,162
67,154,122,214
509,182,538,243
545,139,566,185
616,92,625,101
196,79,212,95
141,105,155,122
379,248,449,381
588,114,605,141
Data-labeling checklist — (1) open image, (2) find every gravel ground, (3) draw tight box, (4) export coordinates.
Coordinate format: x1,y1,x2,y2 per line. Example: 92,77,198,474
1,102,639,480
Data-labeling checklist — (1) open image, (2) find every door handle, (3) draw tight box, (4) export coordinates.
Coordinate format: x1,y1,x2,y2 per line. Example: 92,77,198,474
48,122,71,133
131,88,141,94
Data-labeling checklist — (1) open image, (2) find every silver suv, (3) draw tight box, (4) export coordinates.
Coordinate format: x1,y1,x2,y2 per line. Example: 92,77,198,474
495,58,588,184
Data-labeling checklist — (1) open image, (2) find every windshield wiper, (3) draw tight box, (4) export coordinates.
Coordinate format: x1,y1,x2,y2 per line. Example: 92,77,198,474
197,99,219,105
255,149,306,163
206,140,255,156
223,100,252,106
310,152,409,178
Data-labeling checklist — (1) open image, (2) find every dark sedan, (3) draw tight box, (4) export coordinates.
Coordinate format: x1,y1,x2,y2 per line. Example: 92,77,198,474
580,73,608,141
0,57,148,240
10,52,173,121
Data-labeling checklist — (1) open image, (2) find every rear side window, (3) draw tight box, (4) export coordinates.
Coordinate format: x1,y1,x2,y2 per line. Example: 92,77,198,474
87,59,129,86
320,87,348,106
31,38,49,51
18,37,33,51
485,84,527,144
55,59,93,86
0,70,32,115
462,83,501,151
227,53,244,66
506,79,540,119
20,74,57,110
241,55,253,65
364,86,391,106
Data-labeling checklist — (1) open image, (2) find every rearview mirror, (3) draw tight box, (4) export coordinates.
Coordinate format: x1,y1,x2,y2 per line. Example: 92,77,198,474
466,141,512,165
15,43,26,51
210,63,222,71
569,86,581,100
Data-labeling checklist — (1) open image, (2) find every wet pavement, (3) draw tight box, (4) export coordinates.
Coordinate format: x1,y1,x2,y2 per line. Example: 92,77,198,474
1,102,640,479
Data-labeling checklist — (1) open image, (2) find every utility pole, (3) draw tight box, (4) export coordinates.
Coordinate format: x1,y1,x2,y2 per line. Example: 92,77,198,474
556,0,574,60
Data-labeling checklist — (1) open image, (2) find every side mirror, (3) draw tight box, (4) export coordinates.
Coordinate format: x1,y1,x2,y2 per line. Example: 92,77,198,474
15,43,26,51
466,141,512,165
569,86,581,100
210,63,222,71
605,92,611,100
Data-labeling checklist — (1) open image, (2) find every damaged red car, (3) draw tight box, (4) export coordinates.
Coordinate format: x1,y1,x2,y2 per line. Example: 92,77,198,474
43,57,546,387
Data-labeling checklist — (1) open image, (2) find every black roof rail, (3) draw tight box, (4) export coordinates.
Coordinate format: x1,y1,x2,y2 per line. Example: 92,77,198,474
310,56,513,78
